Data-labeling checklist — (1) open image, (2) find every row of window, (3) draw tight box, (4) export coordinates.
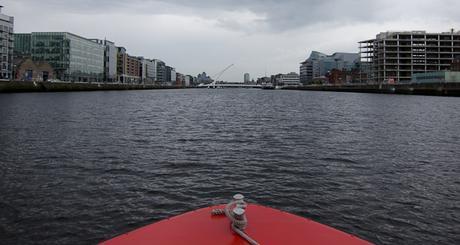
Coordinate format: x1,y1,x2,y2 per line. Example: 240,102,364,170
0,25,13,33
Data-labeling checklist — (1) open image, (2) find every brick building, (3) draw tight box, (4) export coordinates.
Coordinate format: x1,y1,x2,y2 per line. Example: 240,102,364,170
13,57,55,81
116,47,141,83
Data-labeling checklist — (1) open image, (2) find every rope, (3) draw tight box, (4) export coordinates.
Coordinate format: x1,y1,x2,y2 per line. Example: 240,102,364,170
212,200,259,245
232,224,259,245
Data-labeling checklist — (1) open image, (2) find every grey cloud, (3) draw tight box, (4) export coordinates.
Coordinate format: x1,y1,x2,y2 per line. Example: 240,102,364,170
159,0,379,30
7,0,460,81
14,0,460,32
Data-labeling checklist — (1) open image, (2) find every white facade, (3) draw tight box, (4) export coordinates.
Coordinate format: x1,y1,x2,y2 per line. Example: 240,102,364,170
150,59,165,82
106,41,117,82
184,75,191,87
279,72,301,86
171,68,176,82
89,39,117,82
0,7,13,80
145,59,157,83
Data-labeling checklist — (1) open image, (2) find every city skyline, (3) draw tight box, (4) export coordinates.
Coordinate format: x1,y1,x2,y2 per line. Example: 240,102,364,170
5,0,460,81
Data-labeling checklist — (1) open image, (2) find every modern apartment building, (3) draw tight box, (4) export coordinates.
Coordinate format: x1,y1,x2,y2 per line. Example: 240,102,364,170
116,47,141,83
90,39,117,83
126,54,141,83
138,56,155,84
156,60,166,83
14,32,104,82
132,58,169,84
144,58,159,84
0,6,14,80
166,66,176,83
359,30,460,83
116,46,127,82
300,51,359,84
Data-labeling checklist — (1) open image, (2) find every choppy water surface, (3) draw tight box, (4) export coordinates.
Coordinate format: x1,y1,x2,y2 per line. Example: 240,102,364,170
0,89,459,244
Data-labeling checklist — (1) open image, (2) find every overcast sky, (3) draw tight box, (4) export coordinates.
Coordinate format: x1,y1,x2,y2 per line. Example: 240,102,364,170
5,0,460,81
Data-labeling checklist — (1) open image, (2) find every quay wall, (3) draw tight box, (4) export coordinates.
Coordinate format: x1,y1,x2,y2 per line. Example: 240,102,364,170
2,81,460,97
286,83,460,97
0,81,189,93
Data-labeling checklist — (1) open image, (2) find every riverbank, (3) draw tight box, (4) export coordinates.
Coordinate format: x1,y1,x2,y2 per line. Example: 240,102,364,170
3,81,460,97
285,82,460,96
0,81,189,93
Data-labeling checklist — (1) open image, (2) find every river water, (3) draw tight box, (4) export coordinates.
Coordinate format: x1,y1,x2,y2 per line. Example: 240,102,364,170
0,89,459,244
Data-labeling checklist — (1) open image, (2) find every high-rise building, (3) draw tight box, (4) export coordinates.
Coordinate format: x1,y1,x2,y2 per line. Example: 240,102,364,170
0,6,14,80
300,51,359,84
244,73,250,83
13,32,104,82
360,30,460,83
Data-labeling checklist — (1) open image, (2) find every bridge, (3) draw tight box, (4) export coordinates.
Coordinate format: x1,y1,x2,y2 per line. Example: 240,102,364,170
198,83,262,89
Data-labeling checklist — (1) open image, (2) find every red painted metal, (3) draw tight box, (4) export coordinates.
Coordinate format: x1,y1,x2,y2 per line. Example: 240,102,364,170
101,204,373,245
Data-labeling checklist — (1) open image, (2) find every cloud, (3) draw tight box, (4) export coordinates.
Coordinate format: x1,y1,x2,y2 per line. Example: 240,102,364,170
5,0,460,81
10,0,460,33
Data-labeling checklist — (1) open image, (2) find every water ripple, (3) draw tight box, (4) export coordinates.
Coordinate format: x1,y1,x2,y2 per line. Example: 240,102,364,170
0,90,459,245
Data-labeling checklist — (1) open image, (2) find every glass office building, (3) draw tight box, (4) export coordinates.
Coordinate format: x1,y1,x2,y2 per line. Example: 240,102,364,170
13,33,30,56
0,7,14,80
14,32,104,82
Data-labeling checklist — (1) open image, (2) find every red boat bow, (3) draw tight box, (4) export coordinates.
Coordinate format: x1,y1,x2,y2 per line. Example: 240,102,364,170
101,204,373,245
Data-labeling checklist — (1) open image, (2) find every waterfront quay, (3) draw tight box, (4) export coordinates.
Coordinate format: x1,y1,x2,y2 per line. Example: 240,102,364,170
286,82,460,96
0,81,187,93
2,80,460,97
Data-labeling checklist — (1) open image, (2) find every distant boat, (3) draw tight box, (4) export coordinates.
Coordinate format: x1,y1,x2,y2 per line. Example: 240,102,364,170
261,83,275,90
101,194,373,245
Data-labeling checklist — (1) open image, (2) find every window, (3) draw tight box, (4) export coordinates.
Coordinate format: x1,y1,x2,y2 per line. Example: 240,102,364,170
25,69,33,80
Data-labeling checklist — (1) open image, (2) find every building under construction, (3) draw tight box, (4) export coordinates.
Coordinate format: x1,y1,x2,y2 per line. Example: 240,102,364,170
359,30,460,83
